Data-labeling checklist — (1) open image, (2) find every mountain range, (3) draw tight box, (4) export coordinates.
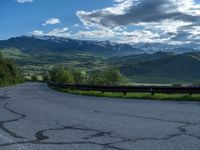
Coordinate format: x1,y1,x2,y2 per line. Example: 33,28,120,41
0,35,200,84
111,52,200,83
0,36,143,57
0,36,199,56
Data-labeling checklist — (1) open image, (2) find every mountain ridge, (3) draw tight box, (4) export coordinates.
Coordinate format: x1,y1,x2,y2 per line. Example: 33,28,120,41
0,36,143,57
0,35,199,57
0,35,200,83
112,52,200,82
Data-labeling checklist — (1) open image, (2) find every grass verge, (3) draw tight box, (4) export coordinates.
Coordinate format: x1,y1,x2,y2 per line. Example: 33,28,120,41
0,81,25,88
50,86,200,101
129,75,190,84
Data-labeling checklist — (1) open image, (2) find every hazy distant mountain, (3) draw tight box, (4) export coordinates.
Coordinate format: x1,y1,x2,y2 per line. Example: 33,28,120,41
132,43,200,53
0,36,143,57
110,51,176,64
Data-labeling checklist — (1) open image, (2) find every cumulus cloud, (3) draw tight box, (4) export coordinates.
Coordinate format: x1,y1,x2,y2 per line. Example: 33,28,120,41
42,18,60,26
76,0,200,44
76,29,116,39
30,0,199,44
77,0,199,27
31,27,70,37
15,0,33,3
170,23,200,43
47,28,69,37
114,0,127,3
31,30,44,36
121,30,162,43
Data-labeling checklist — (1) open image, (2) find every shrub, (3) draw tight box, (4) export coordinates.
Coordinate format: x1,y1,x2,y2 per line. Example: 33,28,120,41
42,72,50,82
49,67,75,84
0,56,24,86
88,67,126,86
31,75,38,82
49,66,126,86
70,68,85,84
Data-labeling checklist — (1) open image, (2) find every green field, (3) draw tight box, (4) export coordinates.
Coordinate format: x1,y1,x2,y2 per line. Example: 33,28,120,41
0,48,107,79
128,75,190,84
1,47,199,85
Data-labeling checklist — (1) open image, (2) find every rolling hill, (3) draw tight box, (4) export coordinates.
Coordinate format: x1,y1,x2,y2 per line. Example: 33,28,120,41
111,52,200,83
0,35,199,84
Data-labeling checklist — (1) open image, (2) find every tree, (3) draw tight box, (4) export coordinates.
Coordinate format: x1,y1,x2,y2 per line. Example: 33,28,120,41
31,75,38,82
88,67,126,86
49,67,75,84
49,66,126,86
70,69,85,84
88,70,105,85
104,67,125,86
0,57,24,86
42,72,50,82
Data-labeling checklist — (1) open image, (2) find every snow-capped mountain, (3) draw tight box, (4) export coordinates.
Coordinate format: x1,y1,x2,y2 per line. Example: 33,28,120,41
0,36,199,57
0,36,144,57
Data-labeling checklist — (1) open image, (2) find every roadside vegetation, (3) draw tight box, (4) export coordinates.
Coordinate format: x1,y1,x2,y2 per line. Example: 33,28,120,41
0,53,24,87
54,88,200,101
49,66,127,85
1,54,199,101
47,66,200,101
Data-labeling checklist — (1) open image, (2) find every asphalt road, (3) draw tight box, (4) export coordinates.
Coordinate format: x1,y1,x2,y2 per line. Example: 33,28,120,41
0,83,200,150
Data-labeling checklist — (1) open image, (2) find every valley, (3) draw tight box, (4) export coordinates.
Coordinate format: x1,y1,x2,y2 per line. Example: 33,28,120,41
0,36,199,84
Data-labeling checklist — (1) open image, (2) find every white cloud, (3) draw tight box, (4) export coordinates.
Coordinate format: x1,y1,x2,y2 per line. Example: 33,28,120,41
42,18,60,26
31,30,44,36
48,28,70,37
140,20,192,34
15,0,33,3
76,0,200,44
73,23,80,27
121,30,163,43
114,0,126,3
77,0,199,28
30,27,70,37
76,29,116,39
76,0,134,28
30,0,200,44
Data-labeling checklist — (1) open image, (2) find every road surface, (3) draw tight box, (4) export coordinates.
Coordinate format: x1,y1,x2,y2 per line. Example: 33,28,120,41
0,82,200,150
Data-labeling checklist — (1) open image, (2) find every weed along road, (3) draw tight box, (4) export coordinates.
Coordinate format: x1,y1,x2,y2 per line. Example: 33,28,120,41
0,83,200,150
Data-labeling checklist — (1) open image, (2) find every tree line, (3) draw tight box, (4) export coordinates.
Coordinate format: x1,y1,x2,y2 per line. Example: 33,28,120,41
0,52,126,86
46,66,127,86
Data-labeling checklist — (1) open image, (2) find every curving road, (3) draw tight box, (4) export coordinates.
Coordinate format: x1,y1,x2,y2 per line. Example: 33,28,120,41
0,83,200,150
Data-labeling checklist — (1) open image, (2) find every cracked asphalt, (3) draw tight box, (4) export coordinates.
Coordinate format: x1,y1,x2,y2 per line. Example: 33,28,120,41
0,83,200,150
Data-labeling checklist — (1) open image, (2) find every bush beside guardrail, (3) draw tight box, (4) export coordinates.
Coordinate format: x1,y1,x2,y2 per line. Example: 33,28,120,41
48,81,200,95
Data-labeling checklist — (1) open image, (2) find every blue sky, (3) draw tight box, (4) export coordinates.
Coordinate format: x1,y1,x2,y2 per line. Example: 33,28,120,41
1,0,200,45
0,0,113,39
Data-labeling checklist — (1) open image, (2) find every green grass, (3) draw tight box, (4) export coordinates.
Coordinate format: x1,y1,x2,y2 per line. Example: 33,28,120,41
0,48,29,60
0,81,24,88
51,87,200,101
0,48,107,75
129,75,190,84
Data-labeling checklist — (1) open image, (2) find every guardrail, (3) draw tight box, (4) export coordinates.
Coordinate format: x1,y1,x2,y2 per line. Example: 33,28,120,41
48,81,200,95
